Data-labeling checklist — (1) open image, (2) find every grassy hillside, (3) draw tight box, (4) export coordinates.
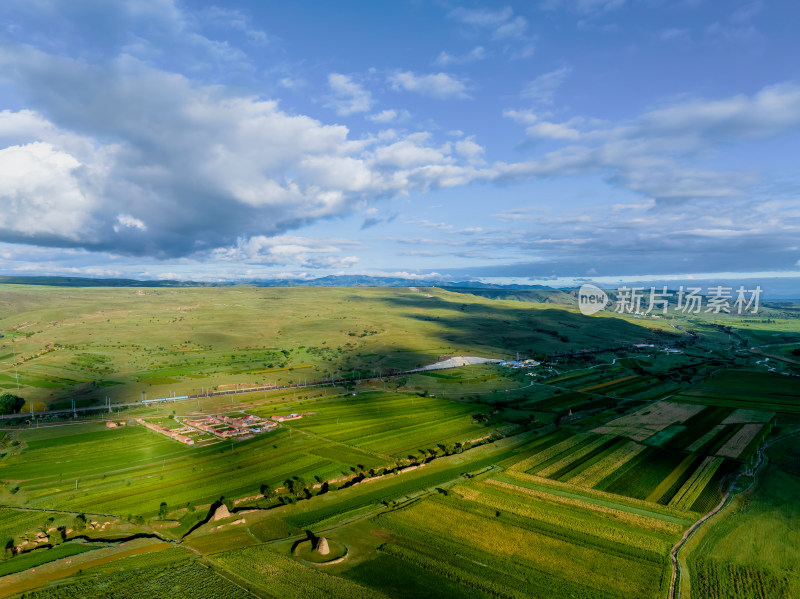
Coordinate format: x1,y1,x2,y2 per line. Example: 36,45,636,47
446,287,577,305
0,285,674,409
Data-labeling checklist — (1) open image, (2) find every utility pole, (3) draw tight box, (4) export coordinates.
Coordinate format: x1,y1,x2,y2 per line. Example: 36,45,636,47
12,343,20,393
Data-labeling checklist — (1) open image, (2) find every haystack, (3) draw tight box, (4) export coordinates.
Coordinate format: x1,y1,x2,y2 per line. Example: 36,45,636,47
212,504,231,521
315,536,330,555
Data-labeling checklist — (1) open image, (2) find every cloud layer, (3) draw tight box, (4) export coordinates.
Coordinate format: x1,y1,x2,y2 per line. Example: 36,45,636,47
501,82,800,203
0,0,798,281
0,48,491,258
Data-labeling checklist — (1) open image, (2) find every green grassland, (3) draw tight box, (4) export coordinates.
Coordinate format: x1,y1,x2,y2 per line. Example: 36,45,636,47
0,285,676,408
0,284,798,598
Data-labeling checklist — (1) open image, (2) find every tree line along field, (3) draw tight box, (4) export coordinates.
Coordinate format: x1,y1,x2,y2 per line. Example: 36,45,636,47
0,429,552,598
203,429,700,599
0,284,676,409
0,390,493,532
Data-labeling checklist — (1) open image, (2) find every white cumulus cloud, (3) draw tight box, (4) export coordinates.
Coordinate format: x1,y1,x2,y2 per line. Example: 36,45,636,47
367,109,411,123
388,71,469,99
211,235,361,268
325,73,373,116
0,48,495,258
0,142,95,241
433,46,487,66
114,214,147,232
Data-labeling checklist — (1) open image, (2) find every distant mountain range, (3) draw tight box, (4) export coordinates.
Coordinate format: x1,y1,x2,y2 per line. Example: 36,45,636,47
0,274,554,290
0,275,216,288
1,274,797,302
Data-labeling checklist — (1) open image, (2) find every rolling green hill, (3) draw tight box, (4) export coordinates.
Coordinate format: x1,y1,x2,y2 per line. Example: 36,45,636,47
0,285,675,409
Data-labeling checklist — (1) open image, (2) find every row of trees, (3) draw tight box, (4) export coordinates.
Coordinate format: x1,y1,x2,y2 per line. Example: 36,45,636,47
125,433,510,529
0,393,24,415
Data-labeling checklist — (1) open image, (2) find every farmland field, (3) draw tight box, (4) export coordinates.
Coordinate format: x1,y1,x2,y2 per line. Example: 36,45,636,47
0,390,498,521
681,435,800,598
671,370,800,413
17,557,252,599
254,391,487,458
369,490,674,599
496,419,742,514
0,283,798,598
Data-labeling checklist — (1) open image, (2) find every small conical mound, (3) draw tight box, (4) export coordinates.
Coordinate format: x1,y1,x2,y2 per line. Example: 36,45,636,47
315,536,330,555
212,504,231,521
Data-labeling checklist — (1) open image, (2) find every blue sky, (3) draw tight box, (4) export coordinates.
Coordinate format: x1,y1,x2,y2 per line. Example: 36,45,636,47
0,0,799,285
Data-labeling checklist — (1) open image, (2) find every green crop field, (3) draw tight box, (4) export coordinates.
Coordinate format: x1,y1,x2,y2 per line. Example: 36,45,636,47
20,558,253,599
672,370,800,413
495,420,740,516
0,389,502,521
0,542,101,577
0,284,798,598
370,491,672,598
681,436,800,598
254,391,487,458
215,543,385,598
